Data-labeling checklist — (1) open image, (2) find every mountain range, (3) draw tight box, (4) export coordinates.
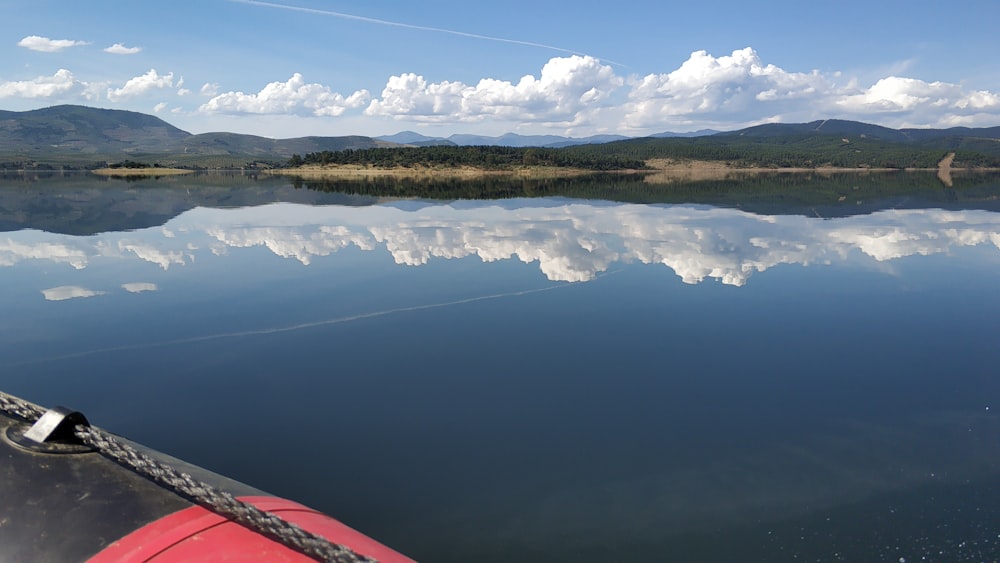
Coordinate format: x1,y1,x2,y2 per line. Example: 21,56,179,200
728,118,1000,143
2,105,1000,169
372,129,716,148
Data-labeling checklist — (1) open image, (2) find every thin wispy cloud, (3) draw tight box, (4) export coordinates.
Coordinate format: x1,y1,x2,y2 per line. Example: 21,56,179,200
17,35,89,53
232,0,626,67
104,43,142,55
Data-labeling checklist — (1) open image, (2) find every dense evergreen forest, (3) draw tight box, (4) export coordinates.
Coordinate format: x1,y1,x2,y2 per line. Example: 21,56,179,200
562,135,1000,168
288,145,646,170
287,134,1000,171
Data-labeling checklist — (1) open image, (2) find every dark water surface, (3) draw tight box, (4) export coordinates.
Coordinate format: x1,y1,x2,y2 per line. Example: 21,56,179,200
3,173,1000,561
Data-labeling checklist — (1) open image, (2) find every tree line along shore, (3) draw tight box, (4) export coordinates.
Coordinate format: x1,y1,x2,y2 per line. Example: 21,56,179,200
268,140,994,180
7,131,1000,179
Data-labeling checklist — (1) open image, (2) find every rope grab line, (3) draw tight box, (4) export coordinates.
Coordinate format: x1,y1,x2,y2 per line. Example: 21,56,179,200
0,391,375,563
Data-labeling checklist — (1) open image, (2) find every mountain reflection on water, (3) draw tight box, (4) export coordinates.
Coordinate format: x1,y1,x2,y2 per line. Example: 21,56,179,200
4,198,1000,291
3,169,1000,235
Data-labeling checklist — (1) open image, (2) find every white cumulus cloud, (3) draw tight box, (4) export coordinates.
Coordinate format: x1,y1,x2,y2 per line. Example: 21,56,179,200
0,69,82,99
619,47,1000,131
3,39,999,138
625,47,840,129
17,35,89,52
198,74,371,117
107,69,174,102
840,76,965,112
836,76,1000,127
104,43,142,55
365,55,622,126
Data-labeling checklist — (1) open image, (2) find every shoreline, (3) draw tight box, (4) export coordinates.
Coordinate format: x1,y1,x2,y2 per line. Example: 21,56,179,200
264,164,601,179
91,167,195,177
57,153,996,181
642,158,911,183
269,155,999,182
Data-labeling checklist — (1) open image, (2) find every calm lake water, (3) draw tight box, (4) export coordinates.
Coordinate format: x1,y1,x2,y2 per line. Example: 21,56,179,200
3,172,1000,561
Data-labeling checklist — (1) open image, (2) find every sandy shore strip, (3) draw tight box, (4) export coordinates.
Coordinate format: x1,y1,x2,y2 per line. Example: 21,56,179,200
640,158,905,183
91,167,194,177
937,152,956,187
252,155,992,183
266,164,602,179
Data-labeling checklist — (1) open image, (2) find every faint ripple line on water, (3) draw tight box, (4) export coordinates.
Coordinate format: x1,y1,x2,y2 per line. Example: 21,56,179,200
8,279,604,368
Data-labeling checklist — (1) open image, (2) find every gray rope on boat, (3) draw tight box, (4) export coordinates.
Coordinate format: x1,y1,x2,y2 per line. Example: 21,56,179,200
0,392,45,422
0,392,375,563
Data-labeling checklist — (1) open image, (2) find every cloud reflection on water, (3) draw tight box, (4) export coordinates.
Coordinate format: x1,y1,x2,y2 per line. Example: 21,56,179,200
121,282,158,293
3,201,1000,285
41,285,106,301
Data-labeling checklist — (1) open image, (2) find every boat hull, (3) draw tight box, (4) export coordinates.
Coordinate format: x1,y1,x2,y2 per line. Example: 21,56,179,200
0,410,413,562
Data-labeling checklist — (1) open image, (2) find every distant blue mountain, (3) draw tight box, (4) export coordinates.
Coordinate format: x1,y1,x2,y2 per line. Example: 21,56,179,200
376,131,633,148
375,122,1000,148
651,129,721,138
374,131,434,144
544,134,634,148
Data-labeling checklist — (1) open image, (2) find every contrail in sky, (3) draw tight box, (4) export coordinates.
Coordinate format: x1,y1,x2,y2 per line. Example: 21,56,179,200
232,0,626,67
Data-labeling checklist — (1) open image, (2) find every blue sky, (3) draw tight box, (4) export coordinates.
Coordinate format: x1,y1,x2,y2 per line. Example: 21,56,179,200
2,0,999,138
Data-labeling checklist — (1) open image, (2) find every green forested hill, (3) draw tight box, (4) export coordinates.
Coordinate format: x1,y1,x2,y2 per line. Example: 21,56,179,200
0,105,390,169
3,106,1000,171
0,105,190,154
730,119,912,142
560,123,1000,169
176,133,388,158
292,119,1000,171
726,119,1000,144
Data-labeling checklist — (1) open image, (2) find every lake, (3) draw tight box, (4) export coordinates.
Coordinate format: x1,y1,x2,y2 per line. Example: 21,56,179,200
3,171,1000,561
